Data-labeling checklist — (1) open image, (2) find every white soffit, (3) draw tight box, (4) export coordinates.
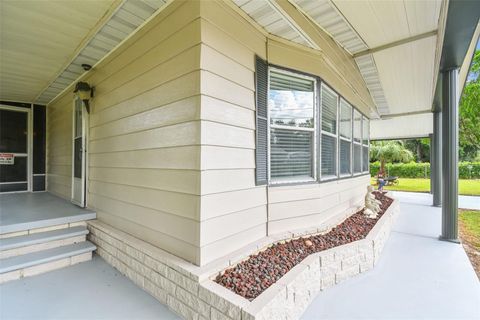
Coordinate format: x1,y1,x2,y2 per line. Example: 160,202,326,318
333,0,442,116
291,0,388,116
373,36,437,115
292,0,368,54
232,0,312,47
34,0,168,105
0,0,116,103
370,113,433,140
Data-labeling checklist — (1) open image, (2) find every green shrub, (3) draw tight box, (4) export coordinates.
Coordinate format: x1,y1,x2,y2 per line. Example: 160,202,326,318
370,161,480,179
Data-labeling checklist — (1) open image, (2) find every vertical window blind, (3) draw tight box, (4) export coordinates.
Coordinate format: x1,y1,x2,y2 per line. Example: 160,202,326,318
269,70,315,182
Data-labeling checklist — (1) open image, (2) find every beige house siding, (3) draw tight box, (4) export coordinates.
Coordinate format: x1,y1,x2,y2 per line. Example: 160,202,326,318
197,1,371,265
46,92,74,199
47,0,372,267
268,175,370,235
47,1,204,265
198,1,268,265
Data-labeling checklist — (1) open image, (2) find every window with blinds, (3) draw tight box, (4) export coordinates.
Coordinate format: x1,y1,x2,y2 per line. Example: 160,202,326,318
257,64,370,185
362,116,369,172
321,84,338,179
269,69,315,182
353,110,362,174
339,99,352,176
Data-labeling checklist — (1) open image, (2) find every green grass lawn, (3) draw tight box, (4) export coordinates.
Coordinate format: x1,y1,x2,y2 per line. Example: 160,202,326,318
370,178,480,196
459,210,480,249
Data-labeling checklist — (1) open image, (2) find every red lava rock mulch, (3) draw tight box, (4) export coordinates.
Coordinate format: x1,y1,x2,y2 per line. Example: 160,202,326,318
215,192,393,300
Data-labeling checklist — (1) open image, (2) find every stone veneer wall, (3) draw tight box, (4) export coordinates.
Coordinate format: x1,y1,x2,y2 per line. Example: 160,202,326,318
88,197,399,320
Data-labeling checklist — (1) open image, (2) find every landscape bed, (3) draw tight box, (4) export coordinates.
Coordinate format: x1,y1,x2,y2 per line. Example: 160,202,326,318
215,192,393,301
89,192,400,320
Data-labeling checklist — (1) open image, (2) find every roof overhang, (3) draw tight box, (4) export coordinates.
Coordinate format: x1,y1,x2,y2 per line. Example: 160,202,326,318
0,0,170,105
433,0,480,112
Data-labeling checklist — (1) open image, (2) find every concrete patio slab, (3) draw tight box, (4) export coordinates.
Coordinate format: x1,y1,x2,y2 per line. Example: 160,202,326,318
386,190,480,210
302,191,480,320
0,192,96,234
0,255,180,320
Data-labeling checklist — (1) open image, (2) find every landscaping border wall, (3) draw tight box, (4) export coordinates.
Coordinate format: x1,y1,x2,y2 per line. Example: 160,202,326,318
88,196,399,320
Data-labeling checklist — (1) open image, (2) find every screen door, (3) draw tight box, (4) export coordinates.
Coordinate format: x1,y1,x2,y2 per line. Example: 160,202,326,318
71,98,87,207
0,107,30,192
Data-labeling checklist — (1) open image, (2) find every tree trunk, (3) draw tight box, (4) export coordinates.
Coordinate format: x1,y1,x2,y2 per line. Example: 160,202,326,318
380,159,385,176
417,143,422,162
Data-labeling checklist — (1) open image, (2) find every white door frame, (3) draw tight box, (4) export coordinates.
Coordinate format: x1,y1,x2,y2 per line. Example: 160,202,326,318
0,104,33,193
71,98,88,207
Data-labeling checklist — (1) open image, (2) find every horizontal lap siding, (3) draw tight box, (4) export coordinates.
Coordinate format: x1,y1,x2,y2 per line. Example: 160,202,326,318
46,1,203,264
268,175,370,235
46,92,74,200
198,0,372,265
198,1,268,265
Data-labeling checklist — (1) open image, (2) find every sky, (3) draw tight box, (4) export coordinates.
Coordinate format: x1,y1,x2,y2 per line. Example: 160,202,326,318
466,38,480,82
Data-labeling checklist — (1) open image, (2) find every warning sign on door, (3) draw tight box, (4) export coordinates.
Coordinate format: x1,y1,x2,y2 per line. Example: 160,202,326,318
0,153,14,165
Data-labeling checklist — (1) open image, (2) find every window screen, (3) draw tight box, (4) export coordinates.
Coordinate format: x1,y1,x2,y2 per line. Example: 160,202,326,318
354,144,362,174
340,140,351,175
353,110,362,143
321,84,338,179
362,116,369,172
321,86,337,134
353,109,362,174
339,99,352,176
339,100,352,139
269,70,315,182
362,145,369,172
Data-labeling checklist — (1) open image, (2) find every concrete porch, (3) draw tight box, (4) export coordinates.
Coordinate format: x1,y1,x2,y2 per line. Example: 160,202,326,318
0,192,97,283
0,192,96,234
1,192,478,319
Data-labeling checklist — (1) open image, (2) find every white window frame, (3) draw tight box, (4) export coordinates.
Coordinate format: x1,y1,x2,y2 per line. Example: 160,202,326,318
267,67,317,185
319,83,339,181
338,98,353,178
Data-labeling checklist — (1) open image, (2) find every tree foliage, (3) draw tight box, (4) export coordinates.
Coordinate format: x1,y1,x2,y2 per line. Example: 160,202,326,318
370,140,413,174
404,138,430,162
459,49,480,161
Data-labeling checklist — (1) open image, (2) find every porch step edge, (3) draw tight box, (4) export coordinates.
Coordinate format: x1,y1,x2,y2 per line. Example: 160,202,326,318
0,241,96,273
0,226,89,251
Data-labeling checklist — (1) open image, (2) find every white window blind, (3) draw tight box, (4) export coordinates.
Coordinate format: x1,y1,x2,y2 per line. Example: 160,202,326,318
321,85,338,179
269,69,315,182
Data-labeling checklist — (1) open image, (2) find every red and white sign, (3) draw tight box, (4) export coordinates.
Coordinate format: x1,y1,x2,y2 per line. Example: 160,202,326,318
0,153,14,165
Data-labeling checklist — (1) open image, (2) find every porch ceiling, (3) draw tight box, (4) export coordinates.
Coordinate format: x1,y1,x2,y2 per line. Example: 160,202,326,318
0,0,168,105
0,0,118,103
233,0,444,118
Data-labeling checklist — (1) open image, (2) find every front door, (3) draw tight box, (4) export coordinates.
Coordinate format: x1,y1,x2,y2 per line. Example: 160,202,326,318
71,98,87,207
0,106,30,193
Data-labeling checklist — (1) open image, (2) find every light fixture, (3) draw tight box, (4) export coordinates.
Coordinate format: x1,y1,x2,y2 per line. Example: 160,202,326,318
81,64,92,71
74,81,94,113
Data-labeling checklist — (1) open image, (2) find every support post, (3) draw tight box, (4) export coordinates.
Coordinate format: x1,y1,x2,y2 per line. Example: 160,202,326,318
432,111,442,206
440,69,459,242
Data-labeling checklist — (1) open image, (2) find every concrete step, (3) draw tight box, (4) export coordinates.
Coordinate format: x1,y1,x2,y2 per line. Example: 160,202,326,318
0,226,89,251
0,241,96,283
0,226,89,259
